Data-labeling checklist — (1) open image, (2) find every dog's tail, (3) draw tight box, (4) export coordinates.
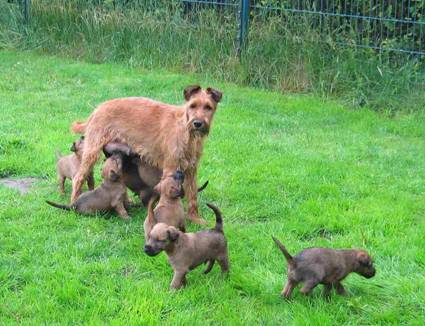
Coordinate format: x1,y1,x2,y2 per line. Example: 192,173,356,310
71,121,86,134
55,150,62,160
147,193,159,223
46,200,72,211
272,236,294,265
206,203,223,233
197,180,209,193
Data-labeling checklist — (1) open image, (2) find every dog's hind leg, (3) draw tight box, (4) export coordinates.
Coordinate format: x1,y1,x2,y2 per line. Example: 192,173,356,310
217,255,229,274
58,176,66,195
71,142,102,202
203,260,215,274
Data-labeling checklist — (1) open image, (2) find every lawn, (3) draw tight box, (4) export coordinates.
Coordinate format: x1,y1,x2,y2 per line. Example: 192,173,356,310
1,50,425,325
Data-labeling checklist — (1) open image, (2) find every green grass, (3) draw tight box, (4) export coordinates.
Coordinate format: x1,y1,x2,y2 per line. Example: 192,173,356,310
1,50,425,325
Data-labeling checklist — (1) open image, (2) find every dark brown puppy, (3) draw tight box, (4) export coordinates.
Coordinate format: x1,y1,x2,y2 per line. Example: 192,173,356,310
103,142,208,206
144,171,186,242
46,154,129,219
144,203,229,290
55,136,94,194
272,237,376,298
70,85,222,224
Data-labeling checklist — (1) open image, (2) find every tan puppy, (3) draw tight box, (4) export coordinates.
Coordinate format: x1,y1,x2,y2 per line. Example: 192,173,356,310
272,237,376,298
144,203,229,290
70,85,222,224
46,154,129,219
55,136,94,194
143,171,186,242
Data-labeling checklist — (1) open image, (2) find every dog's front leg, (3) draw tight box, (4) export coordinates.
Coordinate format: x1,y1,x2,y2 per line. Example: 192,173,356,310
114,201,129,220
170,270,187,290
184,168,206,225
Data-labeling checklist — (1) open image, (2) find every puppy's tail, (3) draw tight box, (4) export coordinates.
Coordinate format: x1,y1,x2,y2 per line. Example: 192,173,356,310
71,121,86,134
272,236,294,265
206,203,223,233
147,193,159,223
46,200,72,211
197,180,209,193
55,150,62,160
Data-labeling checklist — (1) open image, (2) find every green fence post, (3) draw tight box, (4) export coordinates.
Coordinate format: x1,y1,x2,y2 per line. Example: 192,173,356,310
237,0,250,58
23,0,30,24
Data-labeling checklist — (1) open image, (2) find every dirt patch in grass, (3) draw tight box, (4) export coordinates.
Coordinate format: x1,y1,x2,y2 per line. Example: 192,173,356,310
0,177,40,194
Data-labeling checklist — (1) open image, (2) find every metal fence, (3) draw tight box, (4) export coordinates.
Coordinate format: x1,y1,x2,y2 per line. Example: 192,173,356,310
21,0,425,56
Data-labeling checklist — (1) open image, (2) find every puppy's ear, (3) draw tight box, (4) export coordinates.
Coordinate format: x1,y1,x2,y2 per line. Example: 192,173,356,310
357,252,372,266
184,85,201,101
109,169,120,182
167,227,179,242
70,142,77,152
153,183,161,195
206,87,222,103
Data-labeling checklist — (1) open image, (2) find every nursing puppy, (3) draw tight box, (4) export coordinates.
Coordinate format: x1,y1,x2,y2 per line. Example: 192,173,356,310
272,237,376,298
143,171,186,242
103,142,208,206
56,136,94,194
46,154,129,219
144,203,229,290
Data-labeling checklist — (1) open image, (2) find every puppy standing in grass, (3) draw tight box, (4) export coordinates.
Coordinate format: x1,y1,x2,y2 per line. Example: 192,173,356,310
55,136,94,194
70,85,222,224
272,237,376,298
144,203,229,290
47,154,129,219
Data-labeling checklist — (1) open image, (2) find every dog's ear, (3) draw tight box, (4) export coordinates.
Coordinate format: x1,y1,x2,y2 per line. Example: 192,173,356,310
70,142,77,152
167,227,179,242
153,183,161,195
357,252,372,266
206,87,222,103
109,169,120,182
184,85,201,101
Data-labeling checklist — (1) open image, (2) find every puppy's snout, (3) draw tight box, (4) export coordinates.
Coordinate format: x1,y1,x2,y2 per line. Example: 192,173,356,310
366,267,376,278
144,244,153,254
192,120,204,129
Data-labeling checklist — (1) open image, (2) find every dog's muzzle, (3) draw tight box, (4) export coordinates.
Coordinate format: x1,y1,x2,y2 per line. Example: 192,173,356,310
191,120,209,135
143,245,160,257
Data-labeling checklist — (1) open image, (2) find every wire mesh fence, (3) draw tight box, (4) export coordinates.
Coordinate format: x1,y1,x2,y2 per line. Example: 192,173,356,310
18,0,425,56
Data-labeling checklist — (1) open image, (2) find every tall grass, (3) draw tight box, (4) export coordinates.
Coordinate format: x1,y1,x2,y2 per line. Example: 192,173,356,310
1,0,424,112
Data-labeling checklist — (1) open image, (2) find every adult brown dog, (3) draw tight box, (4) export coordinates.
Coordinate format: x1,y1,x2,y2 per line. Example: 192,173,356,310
272,237,376,298
71,85,222,224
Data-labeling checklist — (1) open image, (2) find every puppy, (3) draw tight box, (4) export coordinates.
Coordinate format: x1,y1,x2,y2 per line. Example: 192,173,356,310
272,237,376,298
46,154,129,219
56,136,94,194
103,141,208,205
143,171,186,242
144,203,229,290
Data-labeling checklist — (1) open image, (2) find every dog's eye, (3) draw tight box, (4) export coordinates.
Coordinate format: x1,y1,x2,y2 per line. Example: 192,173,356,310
190,103,197,109
204,105,212,111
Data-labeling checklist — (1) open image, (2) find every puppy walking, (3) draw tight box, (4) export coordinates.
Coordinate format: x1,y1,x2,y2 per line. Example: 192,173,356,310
47,154,129,219
144,203,229,290
55,136,94,194
272,236,376,298
70,85,222,224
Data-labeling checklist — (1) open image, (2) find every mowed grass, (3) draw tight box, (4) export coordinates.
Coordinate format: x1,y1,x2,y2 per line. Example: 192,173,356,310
1,51,425,325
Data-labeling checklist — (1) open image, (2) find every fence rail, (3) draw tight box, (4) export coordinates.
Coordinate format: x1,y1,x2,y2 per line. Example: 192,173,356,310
19,0,425,56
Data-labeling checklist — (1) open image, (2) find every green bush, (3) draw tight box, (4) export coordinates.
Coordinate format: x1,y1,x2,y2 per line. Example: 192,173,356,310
0,0,424,112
